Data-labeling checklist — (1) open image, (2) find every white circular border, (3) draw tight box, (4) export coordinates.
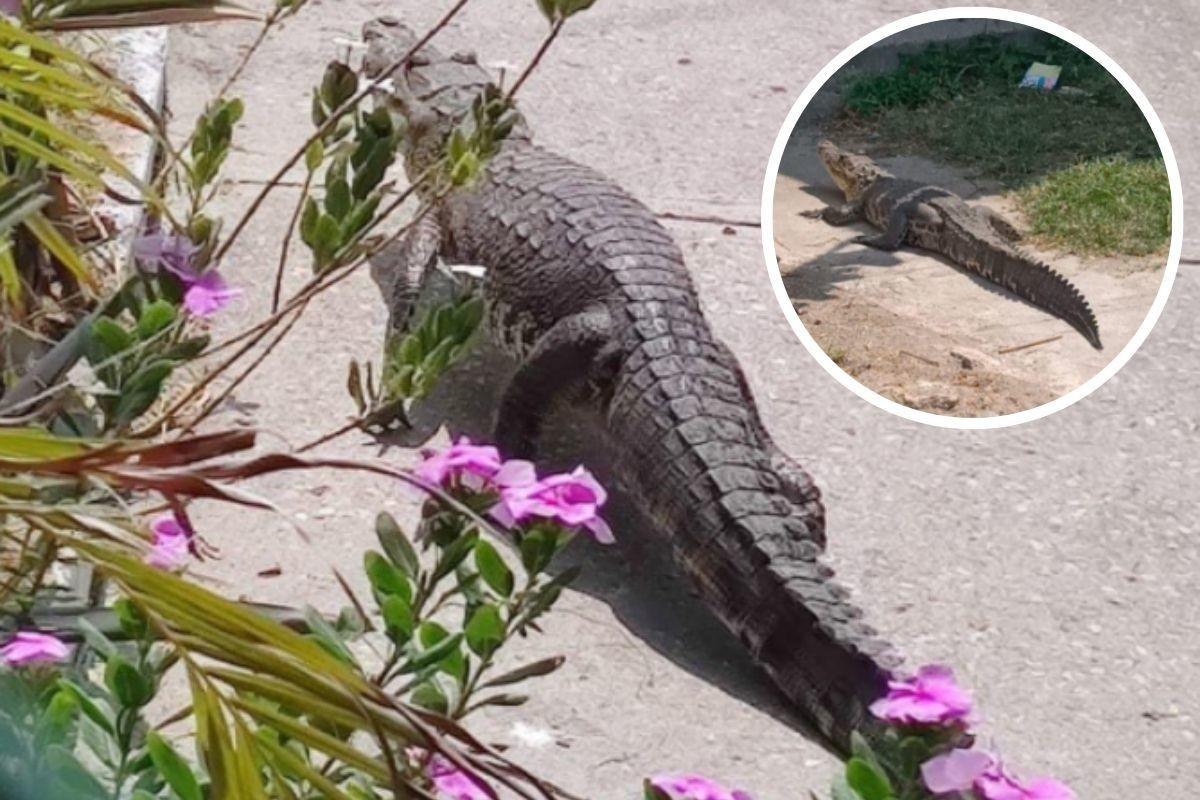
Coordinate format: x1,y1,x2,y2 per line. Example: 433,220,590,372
761,6,1183,430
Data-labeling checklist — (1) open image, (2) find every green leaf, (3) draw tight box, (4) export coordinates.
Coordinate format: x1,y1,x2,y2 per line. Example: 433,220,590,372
135,299,177,340
147,731,203,800
35,689,79,751
410,679,448,714
303,606,356,667
114,597,149,640
75,617,117,659
113,360,174,426
105,654,153,709
88,316,133,360
845,757,892,800
363,550,412,604
312,213,342,268
465,604,504,658
56,680,114,736
380,594,414,643
45,745,108,799
831,775,865,800
375,512,419,577
325,178,351,220
480,655,565,688
473,540,514,597
400,632,464,675
299,196,320,246
305,138,325,173
432,529,478,583
519,527,559,575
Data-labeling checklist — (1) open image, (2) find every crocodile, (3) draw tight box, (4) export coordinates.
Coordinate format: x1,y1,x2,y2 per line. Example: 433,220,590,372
808,140,1102,349
362,18,901,753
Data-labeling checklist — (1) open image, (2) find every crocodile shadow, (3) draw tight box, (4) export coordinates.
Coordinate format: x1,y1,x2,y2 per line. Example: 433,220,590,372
376,332,832,748
780,133,1044,313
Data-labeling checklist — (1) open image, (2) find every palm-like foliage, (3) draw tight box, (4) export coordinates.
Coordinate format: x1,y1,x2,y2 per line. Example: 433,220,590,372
0,426,559,798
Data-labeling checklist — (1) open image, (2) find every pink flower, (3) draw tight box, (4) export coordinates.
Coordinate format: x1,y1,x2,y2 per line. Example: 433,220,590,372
0,0,21,17
870,664,973,726
134,231,199,276
426,754,490,800
490,466,614,543
1,631,69,666
417,437,504,488
182,270,240,318
146,513,192,570
922,749,995,794
649,774,753,800
976,764,1075,800
133,231,238,318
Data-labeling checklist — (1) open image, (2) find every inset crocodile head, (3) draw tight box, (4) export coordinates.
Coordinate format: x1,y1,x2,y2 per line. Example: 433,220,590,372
361,17,528,176
816,139,884,201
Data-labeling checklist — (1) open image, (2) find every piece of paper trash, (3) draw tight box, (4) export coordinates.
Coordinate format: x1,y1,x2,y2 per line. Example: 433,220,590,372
1019,62,1062,91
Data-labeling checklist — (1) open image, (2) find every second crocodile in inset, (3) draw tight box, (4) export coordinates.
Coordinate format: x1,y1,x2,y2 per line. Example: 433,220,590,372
807,140,1102,349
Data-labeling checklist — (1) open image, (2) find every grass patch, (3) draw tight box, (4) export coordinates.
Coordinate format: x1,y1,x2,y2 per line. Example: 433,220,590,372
833,33,1170,255
1018,157,1170,256
837,34,1160,185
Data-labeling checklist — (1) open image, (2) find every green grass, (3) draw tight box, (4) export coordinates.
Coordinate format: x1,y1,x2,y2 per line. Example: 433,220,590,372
835,33,1170,254
1018,157,1170,256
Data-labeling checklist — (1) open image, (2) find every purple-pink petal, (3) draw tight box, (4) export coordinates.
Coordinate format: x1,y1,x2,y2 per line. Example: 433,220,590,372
417,437,506,488
492,466,613,543
146,513,192,570
870,663,973,726
649,774,752,800
133,231,199,276
976,765,1075,800
0,631,69,666
921,749,995,794
183,271,240,318
426,754,490,800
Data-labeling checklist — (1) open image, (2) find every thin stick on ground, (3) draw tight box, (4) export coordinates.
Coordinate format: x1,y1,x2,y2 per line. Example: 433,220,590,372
899,349,938,367
998,334,1063,355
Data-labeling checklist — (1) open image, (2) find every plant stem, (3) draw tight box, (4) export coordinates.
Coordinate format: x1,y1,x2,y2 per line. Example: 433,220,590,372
271,170,313,313
212,0,472,264
506,18,566,101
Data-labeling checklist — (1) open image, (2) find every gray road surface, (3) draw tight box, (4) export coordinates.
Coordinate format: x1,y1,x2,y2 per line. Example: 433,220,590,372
166,2,1199,797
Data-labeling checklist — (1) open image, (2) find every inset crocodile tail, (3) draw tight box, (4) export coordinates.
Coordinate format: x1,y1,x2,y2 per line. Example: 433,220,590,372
949,237,1102,349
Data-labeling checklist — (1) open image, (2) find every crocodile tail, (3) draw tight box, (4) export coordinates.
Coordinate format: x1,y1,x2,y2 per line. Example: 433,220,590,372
956,238,1102,349
607,333,900,755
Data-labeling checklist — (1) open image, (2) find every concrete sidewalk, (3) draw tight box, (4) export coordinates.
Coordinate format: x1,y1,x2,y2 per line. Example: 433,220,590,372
166,1,1198,797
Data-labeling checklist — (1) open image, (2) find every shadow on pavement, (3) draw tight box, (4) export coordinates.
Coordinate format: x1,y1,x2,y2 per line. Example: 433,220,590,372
375,333,832,751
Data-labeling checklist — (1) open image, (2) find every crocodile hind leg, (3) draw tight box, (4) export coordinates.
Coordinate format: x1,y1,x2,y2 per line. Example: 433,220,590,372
368,213,443,337
979,206,1022,242
493,307,617,460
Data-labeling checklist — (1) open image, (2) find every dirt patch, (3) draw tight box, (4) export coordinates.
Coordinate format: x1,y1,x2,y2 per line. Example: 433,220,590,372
774,129,1167,417
799,298,1058,416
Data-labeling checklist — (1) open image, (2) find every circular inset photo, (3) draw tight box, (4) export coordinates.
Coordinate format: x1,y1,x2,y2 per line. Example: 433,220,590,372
763,10,1180,427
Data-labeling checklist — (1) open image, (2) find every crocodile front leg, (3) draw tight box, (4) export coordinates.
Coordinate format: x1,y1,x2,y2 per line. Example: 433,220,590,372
494,306,617,460
854,210,909,251
369,213,443,337
802,201,862,225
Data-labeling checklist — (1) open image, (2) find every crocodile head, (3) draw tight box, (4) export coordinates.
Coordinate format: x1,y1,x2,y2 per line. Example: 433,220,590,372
361,17,528,175
816,139,883,201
